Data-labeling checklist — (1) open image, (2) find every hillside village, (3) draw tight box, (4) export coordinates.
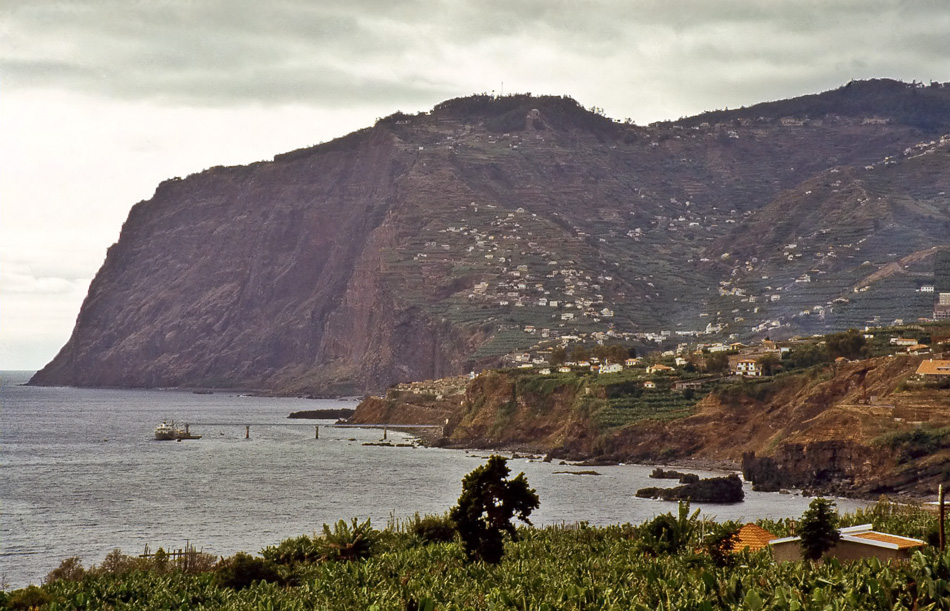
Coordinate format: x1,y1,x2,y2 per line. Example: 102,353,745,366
379,106,950,370
384,320,950,412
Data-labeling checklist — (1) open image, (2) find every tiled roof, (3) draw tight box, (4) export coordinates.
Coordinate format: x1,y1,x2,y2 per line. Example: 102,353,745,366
917,360,950,376
735,523,776,553
850,531,925,550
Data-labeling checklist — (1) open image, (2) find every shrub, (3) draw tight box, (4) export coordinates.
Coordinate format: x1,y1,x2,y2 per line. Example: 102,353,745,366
6,585,53,610
214,552,279,590
318,518,377,562
261,534,321,565
636,501,700,556
410,513,457,544
45,556,85,584
704,522,741,567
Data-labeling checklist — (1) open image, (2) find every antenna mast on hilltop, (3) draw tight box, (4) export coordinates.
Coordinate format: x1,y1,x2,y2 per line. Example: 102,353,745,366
500,81,504,96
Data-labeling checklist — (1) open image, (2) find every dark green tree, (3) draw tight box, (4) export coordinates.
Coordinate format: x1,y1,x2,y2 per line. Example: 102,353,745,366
704,522,741,567
548,346,567,367
450,455,539,563
756,352,781,376
826,329,868,361
799,498,840,561
705,352,730,374
606,344,629,364
571,345,590,362
788,342,828,368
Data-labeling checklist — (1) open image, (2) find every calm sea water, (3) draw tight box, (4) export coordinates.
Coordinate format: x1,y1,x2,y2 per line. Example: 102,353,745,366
0,370,868,588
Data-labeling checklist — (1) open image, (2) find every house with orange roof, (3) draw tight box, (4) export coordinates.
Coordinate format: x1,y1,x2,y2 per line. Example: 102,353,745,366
734,523,776,553
769,524,925,562
916,359,950,377
733,358,762,377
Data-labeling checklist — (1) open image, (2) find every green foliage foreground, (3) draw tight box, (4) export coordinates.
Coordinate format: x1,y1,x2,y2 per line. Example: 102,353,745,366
7,500,950,610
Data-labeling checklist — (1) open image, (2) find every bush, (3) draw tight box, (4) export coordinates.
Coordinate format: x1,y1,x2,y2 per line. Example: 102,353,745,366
6,585,53,610
214,552,279,590
636,501,700,556
410,513,457,544
704,522,741,567
318,518,377,562
45,556,86,584
261,534,322,565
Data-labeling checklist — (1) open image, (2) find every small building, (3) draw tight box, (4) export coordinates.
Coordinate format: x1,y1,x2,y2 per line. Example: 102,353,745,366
643,380,656,389
624,358,640,367
600,363,623,374
646,364,675,374
734,359,762,377
916,359,950,377
770,524,925,563
890,337,918,346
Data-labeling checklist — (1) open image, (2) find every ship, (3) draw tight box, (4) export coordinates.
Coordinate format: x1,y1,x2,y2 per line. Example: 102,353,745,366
154,421,201,441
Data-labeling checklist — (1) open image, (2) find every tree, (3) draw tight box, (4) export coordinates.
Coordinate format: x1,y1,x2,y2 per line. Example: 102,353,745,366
788,342,828,369
450,455,540,563
606,344,629,364
548,346,567,367
826,329,868,361
571,345,590,362
704,522,741,567
705,352,730,374
799,498,840,561
756,353,781,376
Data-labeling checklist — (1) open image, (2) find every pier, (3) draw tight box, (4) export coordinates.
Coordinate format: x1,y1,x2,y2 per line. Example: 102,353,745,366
183,422,445,440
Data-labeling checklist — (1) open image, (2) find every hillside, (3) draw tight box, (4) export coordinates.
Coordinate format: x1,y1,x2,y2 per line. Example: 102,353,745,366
31,79,950,394
351,331,950,496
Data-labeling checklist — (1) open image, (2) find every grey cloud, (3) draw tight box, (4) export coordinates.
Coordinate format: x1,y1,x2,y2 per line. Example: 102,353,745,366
3,0,950,118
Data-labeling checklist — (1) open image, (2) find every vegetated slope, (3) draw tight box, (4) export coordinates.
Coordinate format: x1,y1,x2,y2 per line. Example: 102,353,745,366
31,80,950,394
354,352,950,496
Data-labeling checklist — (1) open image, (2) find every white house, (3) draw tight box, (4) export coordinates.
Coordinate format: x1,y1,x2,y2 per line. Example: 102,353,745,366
734,359,761,377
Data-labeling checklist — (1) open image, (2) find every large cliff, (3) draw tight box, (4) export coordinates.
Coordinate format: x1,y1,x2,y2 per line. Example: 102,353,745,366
32,80,950,394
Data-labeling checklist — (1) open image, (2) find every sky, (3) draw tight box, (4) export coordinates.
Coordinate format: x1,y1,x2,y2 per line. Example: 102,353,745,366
2,0,949,371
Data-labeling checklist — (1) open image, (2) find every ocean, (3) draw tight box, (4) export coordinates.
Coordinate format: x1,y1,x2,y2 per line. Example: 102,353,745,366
0,370,868,589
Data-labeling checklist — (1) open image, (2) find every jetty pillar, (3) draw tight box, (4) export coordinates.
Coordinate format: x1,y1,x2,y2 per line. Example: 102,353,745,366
245,425,250,439
315,425,319,439
383,427,387,440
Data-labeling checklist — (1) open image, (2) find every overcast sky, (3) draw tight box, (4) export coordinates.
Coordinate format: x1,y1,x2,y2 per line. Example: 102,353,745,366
2,1,949,370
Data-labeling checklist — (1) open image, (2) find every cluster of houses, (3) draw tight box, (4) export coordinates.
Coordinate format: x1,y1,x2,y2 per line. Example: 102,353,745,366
425,205,628,332
502,327,950,386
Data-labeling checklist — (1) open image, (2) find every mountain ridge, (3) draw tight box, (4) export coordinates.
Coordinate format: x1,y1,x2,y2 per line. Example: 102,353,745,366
31,79,950,394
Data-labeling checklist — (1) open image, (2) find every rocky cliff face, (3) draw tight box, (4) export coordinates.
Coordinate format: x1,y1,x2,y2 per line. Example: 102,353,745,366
31,81,950,394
